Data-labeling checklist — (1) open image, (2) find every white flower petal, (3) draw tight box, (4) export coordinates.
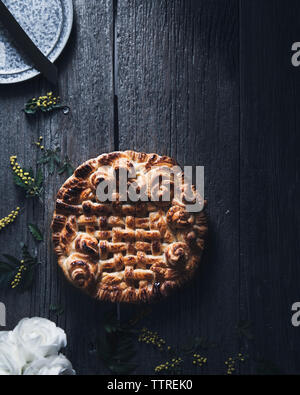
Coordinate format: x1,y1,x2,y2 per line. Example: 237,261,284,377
23,354,75,376
0,331,9,342
0,339,25,375
12,317,67,362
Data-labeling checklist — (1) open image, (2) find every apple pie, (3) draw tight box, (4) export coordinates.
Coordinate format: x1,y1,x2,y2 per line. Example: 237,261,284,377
51,151,207,303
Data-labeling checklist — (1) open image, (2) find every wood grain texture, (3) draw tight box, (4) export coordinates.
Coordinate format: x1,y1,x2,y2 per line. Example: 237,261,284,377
240,0,300,375
116,0,240,375
0,0,299,376
0,0,114,375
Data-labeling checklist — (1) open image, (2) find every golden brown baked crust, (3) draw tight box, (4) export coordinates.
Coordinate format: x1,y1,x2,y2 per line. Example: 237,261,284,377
51,151,207,303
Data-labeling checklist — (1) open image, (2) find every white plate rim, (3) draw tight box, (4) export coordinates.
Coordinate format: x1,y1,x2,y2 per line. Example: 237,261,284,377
0,0,73,84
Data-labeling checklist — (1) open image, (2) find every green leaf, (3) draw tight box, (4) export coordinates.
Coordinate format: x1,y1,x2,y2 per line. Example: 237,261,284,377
49,157,55,175
0,254,20,290
24,108,37,115
38,148,61,175
2,255,21,267
13,174,26,188
50,304,65,316
12,244,40,293
109,362,138,375
0,271,16,289
28,167,34,178
36,167,43,188
28,223,43,242
236,320,254,341
58,156,75,177
181,335,217,355
97,310,137,375
0,263,16,272
24,94,62,115
255,358,283,375
24,100,38,115
21,244,39,266
11,163,43,199
19,267,35,291
54,154,61,165
37,157,49,165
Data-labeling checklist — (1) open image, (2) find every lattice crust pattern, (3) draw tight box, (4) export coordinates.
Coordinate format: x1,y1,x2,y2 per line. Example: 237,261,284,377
51,151,208,303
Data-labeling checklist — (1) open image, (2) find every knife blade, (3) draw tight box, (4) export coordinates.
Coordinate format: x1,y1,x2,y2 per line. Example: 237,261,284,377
0,0,58,85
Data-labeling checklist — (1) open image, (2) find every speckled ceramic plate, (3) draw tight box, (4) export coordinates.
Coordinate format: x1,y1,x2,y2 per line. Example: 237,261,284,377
0,0,73,84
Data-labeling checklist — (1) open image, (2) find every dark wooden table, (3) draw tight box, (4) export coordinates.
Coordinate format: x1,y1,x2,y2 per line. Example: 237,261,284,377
0,0,300,375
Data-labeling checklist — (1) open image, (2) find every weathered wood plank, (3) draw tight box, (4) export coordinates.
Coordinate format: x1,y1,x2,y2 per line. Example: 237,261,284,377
117,0,240,374
3,0,299,376
240,0,300,374
0,0,114,375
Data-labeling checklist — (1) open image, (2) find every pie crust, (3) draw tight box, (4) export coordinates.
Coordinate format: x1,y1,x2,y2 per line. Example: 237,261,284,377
51,151,207,303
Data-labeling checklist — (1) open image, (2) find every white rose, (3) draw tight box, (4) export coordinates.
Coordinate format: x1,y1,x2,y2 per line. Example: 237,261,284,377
23,354,75,376
12,317,67,362
0,337,25,375
0,331,9,342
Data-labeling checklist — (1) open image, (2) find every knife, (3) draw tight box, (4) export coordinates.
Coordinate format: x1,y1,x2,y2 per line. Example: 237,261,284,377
0,0,58,85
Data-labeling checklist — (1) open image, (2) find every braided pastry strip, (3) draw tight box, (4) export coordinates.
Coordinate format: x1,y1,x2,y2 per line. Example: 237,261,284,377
51,151,207,303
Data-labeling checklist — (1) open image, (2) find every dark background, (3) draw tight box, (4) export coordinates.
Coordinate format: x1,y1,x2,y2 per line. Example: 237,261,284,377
0,0,300,375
